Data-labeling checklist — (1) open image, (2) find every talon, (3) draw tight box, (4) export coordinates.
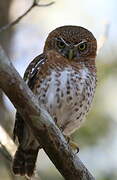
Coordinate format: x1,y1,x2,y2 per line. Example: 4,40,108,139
64,135,79,153
76,146,79,154
69,141,79,153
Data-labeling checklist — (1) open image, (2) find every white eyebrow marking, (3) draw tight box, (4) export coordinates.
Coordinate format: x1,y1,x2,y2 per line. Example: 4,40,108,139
58,37,70,46
74,39,87,47
56,37,87,47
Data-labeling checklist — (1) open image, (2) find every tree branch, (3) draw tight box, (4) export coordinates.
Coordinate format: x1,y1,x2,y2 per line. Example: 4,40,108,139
0,45,95,180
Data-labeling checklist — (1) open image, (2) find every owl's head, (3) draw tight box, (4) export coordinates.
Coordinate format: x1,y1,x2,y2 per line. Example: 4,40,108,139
44,25,97,61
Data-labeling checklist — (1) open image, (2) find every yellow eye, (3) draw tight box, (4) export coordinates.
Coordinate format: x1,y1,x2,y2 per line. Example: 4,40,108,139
57,40,65,49
78,43,87,51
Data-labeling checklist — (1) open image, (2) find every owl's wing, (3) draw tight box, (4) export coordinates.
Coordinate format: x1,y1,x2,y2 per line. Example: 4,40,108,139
24,54,46,86
13,54,46,143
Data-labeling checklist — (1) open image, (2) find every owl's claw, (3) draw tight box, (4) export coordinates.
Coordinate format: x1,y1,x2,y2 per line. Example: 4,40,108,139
64,135,79,153
69,141,79,154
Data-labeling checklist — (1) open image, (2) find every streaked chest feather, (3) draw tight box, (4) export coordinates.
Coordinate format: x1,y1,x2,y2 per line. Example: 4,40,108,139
36,67,96,135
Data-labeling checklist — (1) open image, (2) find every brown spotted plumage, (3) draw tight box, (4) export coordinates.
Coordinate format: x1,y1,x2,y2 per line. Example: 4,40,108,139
12,25,97,178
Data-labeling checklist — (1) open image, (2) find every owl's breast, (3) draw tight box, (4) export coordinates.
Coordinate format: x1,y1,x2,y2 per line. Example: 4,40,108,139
36,67,96,135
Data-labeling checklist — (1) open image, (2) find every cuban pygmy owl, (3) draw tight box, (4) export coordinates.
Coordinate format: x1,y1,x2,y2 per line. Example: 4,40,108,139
13,25,97,177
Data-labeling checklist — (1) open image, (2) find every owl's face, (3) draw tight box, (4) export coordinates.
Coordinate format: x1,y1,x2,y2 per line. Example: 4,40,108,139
44,26,97,61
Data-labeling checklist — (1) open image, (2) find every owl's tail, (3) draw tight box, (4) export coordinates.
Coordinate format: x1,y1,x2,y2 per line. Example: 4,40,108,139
12,146,39,178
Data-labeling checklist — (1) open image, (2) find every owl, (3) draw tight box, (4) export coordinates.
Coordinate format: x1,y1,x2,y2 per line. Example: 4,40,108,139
12,25,97,177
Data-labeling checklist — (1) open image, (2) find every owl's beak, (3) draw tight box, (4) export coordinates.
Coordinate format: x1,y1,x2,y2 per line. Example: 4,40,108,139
68,49,74,60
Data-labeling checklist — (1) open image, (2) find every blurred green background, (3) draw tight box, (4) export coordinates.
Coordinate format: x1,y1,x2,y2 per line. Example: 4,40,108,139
0,0,117,179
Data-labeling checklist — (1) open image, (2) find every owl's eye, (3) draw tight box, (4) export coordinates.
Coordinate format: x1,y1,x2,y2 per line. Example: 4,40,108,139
78,43,87,51
57,40,65,49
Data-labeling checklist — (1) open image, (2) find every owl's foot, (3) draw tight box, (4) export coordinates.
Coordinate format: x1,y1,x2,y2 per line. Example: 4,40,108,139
64,135,79,153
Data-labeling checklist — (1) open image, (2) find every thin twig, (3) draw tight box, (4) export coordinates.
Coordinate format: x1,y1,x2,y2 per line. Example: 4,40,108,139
37,1,55,7
0,3,34,33
0,0,54,33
